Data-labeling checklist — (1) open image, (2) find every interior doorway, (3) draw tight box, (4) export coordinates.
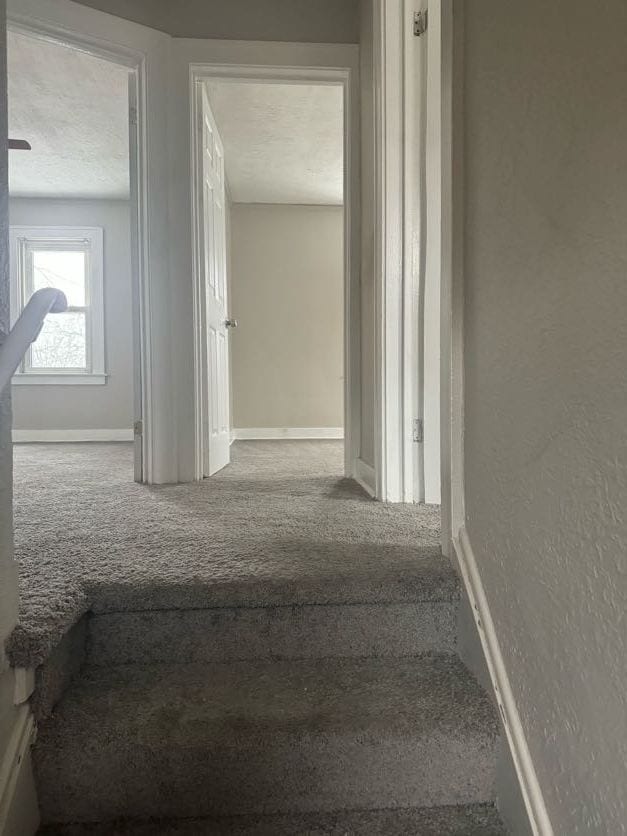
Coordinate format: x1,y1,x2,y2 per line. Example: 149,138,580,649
192,72,350,480
6,22,146,483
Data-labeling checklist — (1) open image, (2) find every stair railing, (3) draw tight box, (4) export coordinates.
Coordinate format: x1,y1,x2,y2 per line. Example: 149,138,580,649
0,288,68,395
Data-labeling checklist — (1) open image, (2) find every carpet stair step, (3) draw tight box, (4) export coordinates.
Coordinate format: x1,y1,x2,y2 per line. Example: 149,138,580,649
37,802,508,834
85,600,458,667
35,655,499,824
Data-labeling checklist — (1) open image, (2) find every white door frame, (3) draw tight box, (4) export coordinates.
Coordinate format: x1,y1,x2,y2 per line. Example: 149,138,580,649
7,0,173,484
374,0,426,504
182,43,360,482
373,0,449,508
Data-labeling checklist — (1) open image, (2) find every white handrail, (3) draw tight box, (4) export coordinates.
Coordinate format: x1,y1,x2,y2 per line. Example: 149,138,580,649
0,288,68,394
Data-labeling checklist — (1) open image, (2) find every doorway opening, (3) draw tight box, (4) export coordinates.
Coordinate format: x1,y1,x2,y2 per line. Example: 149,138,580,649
192,71,352,482
6,23,147,484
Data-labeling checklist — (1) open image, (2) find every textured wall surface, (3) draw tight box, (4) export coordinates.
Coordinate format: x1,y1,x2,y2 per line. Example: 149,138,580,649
8,30,130,199
0,0,17,665
72,0,360,44
205,82,344,206
10,199,134,432
463,1,627,832
230,204,343,429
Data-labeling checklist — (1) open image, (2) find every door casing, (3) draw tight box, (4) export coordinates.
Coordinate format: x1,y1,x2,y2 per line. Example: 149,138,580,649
188,54,360,482
7,0,168,485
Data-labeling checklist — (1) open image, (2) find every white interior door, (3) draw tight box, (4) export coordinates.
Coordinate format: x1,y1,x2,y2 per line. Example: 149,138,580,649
200,86,231,476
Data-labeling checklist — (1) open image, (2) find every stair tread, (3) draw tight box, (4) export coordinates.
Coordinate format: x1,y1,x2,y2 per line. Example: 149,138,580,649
12,440,453,671
36,656,500,820
39,655,498,743
38,803,508,834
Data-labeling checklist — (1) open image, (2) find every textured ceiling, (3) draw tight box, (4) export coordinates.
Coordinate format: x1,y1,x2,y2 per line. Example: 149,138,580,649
8,31,130,199
205,82,344,206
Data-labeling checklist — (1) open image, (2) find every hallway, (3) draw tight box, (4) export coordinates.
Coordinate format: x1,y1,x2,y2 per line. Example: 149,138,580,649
10,441,449,668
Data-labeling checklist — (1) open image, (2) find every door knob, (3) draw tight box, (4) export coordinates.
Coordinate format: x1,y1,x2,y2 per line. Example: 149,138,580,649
225,319,238,329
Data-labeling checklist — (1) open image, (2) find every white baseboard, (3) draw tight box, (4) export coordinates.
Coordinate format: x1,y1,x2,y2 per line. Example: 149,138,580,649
0,705,38,836
354,457,376,498
12,429,134,443
232,427,344,441
454,526,554,836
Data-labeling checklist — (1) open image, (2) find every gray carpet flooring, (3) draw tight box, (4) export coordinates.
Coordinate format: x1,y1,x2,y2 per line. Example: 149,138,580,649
38,803,507,834
9,441,451,667
35,656,499,822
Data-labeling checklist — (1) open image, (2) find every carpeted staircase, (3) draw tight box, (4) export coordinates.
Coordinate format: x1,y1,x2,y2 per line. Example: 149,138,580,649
24,572,504,834
9,443,507,834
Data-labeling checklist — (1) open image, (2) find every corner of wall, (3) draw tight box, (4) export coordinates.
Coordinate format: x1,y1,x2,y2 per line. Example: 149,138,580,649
0,669,39,836
455,527,552,836
457,594,533,836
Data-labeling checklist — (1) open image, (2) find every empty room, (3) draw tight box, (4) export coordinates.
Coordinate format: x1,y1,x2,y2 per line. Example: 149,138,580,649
8,29,137,486
196,78,347,481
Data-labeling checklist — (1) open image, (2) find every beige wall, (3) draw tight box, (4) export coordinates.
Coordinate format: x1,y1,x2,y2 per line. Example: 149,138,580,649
358,0,375,467
462,1,627,832
73,0,359,43
9,199,134,432
230,204,343,430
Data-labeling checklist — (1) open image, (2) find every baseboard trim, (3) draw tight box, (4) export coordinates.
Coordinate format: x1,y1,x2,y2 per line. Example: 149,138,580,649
232,427,344,441
454,526,554,836
12,429,134,443
0,705,37,835
354,457,376,498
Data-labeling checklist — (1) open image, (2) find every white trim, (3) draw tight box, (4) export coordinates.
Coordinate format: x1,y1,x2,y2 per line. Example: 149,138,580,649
373,0,428,504
0,706,37,835
13,670,35,706
177,41,360,484
12,429,134,443
374,0,404,503
354,457,376,497
8,225,105,378
12,373,107,385
232,427,344,441
454,526,554,836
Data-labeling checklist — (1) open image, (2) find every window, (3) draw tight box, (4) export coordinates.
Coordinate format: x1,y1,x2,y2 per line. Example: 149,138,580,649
9,226,105,384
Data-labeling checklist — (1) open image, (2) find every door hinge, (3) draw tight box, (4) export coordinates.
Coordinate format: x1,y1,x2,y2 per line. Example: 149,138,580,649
413,10,428,36
413,418,424,443
134,419,143,436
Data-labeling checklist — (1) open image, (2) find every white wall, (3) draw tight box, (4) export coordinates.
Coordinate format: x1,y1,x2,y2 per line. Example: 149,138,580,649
422,2,441,504
0,6,39,831
9,198,134,433
358,0,375,468
0,0,16,667
462,1,627,832
72,0,359,43
230,203,344,430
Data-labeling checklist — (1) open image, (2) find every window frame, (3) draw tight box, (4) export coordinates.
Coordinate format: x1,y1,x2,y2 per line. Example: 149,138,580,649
9,225,106,385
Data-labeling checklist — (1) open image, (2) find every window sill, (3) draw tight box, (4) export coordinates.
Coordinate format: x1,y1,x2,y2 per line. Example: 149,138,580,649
12,373,108,386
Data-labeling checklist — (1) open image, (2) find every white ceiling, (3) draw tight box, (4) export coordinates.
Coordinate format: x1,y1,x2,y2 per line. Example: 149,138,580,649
205,81,344,205
8,31,130,199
